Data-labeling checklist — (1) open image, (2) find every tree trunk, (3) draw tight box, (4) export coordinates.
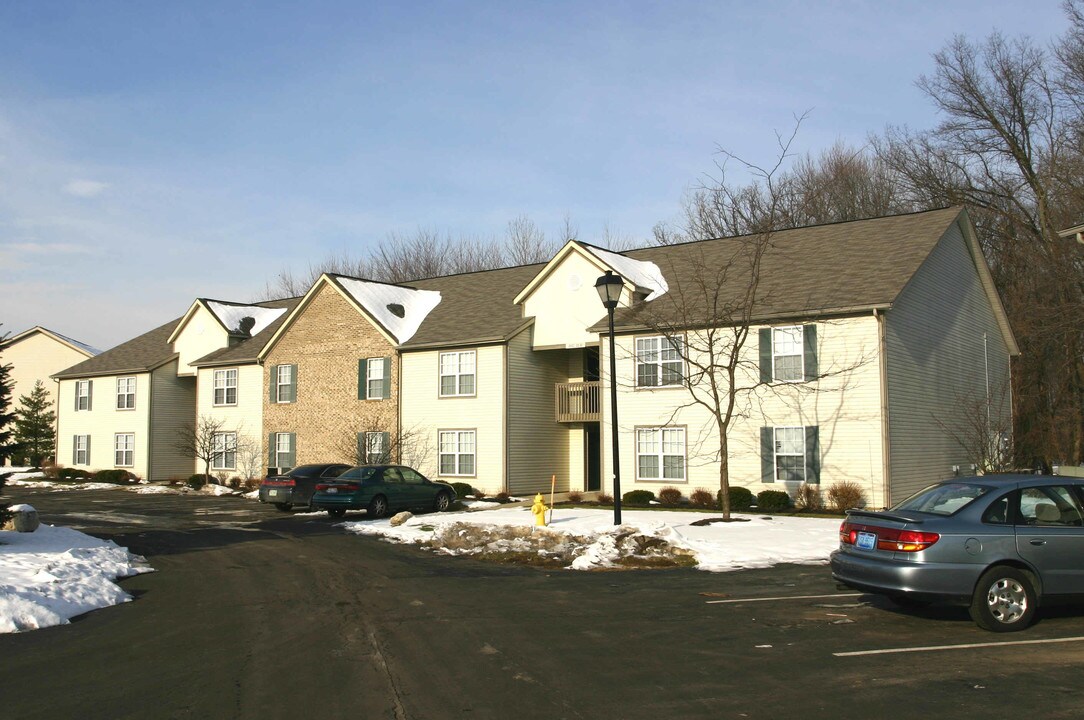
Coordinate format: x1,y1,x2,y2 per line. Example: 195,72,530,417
718,430,731,520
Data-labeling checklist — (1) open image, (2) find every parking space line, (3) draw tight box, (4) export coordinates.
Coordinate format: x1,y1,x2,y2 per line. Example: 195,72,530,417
705,592,863,604
835,636,1084,657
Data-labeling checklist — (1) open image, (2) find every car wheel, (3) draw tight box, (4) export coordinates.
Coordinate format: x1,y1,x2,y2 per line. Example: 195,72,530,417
434,491,452,512
273,503,293,512
367,495,388,519
328,508,346,518
969,566,1037,632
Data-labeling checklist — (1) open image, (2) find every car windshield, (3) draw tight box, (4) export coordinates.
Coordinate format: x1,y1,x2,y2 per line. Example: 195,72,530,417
286,465,326,478
892,482,992,516
338,467,379,481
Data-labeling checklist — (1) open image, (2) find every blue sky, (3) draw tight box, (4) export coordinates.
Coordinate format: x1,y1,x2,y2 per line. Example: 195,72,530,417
0,1,1071,350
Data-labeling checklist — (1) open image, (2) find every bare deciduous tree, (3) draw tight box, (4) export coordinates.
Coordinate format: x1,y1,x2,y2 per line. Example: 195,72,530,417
935,382,1015,474
174,415,232,485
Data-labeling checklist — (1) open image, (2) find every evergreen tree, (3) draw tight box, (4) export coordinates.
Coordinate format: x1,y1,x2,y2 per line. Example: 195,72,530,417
13,380,56,466
0,325,17,464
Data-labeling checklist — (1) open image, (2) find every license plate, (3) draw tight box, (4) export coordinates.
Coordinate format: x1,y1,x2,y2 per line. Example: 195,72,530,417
327,487,338,494
856,531,877,551
269,490,279,497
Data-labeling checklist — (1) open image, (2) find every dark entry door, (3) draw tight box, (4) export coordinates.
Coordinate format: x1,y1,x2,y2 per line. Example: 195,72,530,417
585,423,601,492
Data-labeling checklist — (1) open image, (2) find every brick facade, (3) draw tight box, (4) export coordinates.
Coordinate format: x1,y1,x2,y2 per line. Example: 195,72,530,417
263,282,399,467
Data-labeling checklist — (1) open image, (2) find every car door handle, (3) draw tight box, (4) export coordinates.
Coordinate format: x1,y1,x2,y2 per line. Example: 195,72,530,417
1030,539,1047,546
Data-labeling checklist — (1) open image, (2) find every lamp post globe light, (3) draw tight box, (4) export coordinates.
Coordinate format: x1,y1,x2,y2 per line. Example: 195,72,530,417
595,270,624,525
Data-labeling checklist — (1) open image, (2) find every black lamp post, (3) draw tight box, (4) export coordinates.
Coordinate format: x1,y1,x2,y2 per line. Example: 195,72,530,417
595,270,623,525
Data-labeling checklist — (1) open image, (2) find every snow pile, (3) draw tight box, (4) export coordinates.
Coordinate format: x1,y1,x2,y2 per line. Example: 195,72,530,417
205,301,286,337
336,276,442,343
342,506,841,572
0,524,153,633
585,246,669,301
6,477,184,495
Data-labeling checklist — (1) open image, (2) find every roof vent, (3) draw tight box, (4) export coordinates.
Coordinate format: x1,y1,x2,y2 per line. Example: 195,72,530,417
237,316,256,336
386,303,406,318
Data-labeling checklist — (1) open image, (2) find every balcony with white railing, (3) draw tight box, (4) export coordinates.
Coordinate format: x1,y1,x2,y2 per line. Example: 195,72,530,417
554,381,601,422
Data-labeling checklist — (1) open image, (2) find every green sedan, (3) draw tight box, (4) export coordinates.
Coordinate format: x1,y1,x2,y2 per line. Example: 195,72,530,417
311,464,457,519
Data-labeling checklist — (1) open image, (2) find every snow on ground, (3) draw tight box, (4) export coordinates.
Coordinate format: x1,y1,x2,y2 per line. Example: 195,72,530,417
0,520,153,633
2,472,245,496
342,505,841,572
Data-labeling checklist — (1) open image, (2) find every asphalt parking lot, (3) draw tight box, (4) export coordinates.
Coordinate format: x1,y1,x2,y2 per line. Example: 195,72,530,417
4,486,1084,719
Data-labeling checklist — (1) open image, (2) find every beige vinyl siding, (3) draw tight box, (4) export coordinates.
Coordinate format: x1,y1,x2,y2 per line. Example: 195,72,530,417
522,249,609,349
601,315,886,505
505,326,570,495
884,220,1013,504
5,332,91,417
149,359,197,479
197,364,264,460
56,374,153,477
173,305,230,376
400,345,506,493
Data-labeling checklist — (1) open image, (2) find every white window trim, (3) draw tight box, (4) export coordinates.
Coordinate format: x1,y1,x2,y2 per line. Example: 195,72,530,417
772,326,804,383
634,335,684,389
438,351,477,398
275,432,292,469
438,429,476,477
116,376,136,410
635,426,687,482
213,368,238,407
773,426,806,482
74,435,89,465
212,432,237,471
114,433,134,468
276,365,293,404
76,380,90,411
366,358,386,400
365,431,387,464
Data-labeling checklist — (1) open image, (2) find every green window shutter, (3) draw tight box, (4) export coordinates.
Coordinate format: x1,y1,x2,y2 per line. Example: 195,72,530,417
759,329,772,383
286,433,296,468
72,436,78,465
803,324,818,381
269,366,278,403
805,426,820,484
380,431,391,463
268,433,276,467
358,359,368,400
74,384,78,411
87,380,93,411
288,365,298,402
760,426,774,483
86,436,91,465
357,433,366,464
381,357,391,400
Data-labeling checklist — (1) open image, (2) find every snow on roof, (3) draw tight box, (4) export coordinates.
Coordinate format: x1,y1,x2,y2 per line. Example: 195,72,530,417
47,329,101,356
583,246,669,301
204,301,287,337
336,277,442,344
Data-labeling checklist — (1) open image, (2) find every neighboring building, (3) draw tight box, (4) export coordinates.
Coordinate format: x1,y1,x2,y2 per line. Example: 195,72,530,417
52,297,298,480
0,327,99,466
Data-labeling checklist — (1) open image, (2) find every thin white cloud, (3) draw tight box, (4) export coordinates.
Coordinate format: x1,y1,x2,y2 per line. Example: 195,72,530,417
63,179,109,198
2,242,97,255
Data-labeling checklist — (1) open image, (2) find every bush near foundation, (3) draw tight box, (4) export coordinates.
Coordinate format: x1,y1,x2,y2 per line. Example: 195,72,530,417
690,488,715,508
567,491,583,504
658,487,684,506
827,481,867,512
187,474,207,490
622,489,656,505
57,468,92,481
596,493,614,505
450,482,473,499
795,483,823,511
720,486,754,511
93,469,132,484
756,490,792,511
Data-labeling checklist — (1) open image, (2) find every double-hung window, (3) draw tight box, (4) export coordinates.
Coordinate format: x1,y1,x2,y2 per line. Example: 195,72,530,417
212,432,237,471
439,351,476,397
773,427,805,482
635,336,683,388
214,369,238,406
114,433,134,467
772,327,804,382
116,377,136,410
636,427,686,481
276,365,294,403
73,435,90,465
75,380,91,411
365,431,389,464
438,430,476,476
272,432,295,470
364,358,388,400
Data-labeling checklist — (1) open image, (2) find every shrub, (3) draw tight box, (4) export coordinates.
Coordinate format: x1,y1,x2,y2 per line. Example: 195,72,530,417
450,482,474,499
622,489,656,505
567,491,583,504
495,491,510,502
596,493,614,505
93,469,132,485
42,461,61,480
473,489,487,499
795,483,823,511
227,476,242,489
187,474,208,490
57,467,92,481
242,477,261,492
720,486,754,511
0,503,11,526
756,489,792,511
827,481,867,513
690,488,715,508
658,486,684,506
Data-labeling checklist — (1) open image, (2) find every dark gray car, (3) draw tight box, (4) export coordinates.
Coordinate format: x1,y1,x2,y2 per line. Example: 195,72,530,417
831,474,1084,632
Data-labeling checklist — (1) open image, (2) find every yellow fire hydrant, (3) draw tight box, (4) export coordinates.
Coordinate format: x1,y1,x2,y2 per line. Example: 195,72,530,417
531,493,548,527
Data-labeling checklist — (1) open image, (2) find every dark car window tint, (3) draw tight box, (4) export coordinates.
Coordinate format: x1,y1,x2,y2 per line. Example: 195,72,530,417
383,468,404,483
982,493,1013,525
339,467,378,482
1018,486,1084,527
401,468,426,485
893,482,991,516
321,466,348,478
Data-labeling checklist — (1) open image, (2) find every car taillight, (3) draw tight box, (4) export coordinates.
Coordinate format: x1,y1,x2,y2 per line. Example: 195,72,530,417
315,483,331,491
264,479,296,487
838,522,939,552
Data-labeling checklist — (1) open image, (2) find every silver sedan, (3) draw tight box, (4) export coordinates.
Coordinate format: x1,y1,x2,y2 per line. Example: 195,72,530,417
830,474,1084,632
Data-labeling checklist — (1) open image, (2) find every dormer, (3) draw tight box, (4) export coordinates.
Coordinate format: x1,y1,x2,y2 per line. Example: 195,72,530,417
514,240,668,350
168,299,287,375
